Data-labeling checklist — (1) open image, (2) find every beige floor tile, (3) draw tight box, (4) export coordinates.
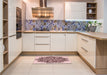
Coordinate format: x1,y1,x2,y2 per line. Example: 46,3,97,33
2,56,96,75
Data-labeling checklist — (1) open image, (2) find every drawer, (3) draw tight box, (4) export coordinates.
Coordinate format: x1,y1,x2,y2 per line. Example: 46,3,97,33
35,33,50,37
35,37,50,44
79,35,89,45
35,45,50,51
78,35,96,50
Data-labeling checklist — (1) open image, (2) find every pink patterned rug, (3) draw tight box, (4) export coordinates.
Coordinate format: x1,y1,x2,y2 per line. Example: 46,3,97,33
34,56,71,64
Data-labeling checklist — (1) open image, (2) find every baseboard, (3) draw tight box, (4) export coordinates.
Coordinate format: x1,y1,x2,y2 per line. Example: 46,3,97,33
96,68,107,74
78,53,96,73
0,52,22,75
21,51,78,56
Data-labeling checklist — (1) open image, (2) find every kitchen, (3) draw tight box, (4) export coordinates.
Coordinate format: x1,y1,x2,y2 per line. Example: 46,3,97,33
0,0,107,75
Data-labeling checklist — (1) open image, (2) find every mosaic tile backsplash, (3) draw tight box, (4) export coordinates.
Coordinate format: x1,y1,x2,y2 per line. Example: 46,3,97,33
25,20,90,31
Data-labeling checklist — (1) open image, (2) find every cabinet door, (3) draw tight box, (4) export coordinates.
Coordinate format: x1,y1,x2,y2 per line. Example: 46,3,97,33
22,33,35,51
0,0,3,38
0,40,3,72
65,2,86,19
8,36,17,64
8,0,16,36
66,34,77,51
16,38,22,54
51,33,66,51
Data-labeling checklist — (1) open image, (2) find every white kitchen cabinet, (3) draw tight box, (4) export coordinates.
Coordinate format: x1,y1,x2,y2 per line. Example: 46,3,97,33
8,36,17,64
51,33,66,51
35,33,50,51
0,40,3,73
16,38,22,54
66,34,77,51
78,35,96,68
65,2,86,19
22,33,35,51
0,0,3,39
8,0,16,36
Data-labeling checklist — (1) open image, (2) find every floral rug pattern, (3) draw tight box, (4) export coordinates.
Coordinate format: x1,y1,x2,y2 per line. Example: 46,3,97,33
34,56,71,64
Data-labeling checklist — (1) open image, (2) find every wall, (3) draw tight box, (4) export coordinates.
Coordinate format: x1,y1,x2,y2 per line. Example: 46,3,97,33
23,0,94,20
104,0,107,33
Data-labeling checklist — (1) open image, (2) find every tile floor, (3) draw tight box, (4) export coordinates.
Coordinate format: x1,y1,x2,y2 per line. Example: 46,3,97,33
2,55,96,75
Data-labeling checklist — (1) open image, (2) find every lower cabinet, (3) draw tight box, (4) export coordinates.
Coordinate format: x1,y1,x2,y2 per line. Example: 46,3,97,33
8,36,17,64
78,34,96,68
22,33,78,52
0,40,3,73
51,33,66,51
66,34,77,51
22,33,35,51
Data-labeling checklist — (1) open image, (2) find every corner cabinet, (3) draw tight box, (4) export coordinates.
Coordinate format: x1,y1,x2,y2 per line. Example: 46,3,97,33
51,33,66,51
65,2,86,19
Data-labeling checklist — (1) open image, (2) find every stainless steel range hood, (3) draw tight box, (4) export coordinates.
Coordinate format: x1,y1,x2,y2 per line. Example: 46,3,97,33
32,0,54,19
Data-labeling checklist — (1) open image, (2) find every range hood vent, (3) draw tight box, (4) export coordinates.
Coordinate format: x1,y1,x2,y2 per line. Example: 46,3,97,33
32,0,54,19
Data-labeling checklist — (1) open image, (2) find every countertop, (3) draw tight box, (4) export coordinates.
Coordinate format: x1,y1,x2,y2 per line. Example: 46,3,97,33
22,31,107,40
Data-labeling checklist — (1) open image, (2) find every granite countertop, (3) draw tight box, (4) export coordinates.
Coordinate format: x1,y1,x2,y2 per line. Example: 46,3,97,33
22,30,107,40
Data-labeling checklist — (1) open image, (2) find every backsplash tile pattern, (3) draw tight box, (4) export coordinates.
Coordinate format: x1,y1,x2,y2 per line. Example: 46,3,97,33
25,20,89,31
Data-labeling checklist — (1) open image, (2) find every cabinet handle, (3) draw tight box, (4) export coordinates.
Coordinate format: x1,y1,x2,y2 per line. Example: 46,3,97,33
81,47,88,52
35,36,49,38
81,38,88,42
36,43,49,45
9,34,16,37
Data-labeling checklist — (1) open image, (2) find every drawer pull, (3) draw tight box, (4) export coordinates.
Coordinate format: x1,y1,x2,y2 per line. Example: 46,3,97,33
35,36,49,38
81,47,88,52
81,38,88,42
36,43,49,45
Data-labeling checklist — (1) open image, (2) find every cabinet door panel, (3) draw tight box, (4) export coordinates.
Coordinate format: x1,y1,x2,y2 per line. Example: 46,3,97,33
65,2,86,19
66,34,77,51
8,36,17,64
23,33,35,51
16,38,22,54
51,33,66,51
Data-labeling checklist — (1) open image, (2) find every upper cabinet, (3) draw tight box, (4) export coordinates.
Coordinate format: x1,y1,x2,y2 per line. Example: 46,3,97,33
65,2,86,20
8,0,16,36
87,3,97,19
